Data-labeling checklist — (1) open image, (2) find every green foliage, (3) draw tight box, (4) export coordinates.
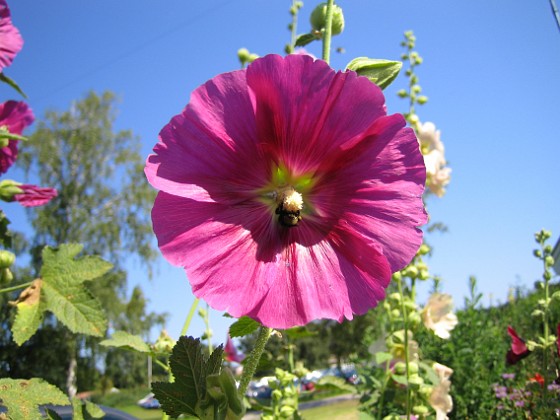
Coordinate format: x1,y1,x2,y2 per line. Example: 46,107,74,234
0,378,69,419
346,58,402,90
100,331,151,354
0,73,27,98
152,336,244,420
10,244,112,344
229,316,260,338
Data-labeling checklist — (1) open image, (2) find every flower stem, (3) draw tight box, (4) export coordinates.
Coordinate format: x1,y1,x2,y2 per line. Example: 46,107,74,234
396,276,411,420
180,298,199,337
288,0,299,53
237,326,272,398
322,0,335,64
542,248,550,403
0,281,32,295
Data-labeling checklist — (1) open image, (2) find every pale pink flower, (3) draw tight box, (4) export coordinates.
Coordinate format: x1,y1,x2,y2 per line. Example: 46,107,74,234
146,54,426,328
422,293,458,339
0,100,34,174
0,0,23,72
13,184,57,207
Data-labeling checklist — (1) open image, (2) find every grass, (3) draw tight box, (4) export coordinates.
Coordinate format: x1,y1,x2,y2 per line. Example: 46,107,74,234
300,398,360,420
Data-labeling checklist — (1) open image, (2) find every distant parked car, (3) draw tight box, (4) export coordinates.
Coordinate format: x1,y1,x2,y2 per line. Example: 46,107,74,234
137,392,161,409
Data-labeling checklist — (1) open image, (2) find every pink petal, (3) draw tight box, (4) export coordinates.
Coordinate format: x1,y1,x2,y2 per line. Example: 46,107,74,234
0,1,23,72
0,101,34,174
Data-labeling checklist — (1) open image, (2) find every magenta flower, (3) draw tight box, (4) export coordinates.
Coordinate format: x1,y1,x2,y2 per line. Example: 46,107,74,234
0,0,23,72
146,54,426,328
13,184,57,207
506,326,531,365
0,100,34,174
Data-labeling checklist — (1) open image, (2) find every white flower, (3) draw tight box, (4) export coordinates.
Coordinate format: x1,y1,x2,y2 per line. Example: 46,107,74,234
430,363,454,420
416,121,451,197
422,293,458,339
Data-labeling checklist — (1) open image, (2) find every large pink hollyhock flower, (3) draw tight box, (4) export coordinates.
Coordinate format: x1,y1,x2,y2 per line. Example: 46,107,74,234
506,326,531,365
0,100,34,174
146,54,427,329
13,184,57,207
0,0,23,72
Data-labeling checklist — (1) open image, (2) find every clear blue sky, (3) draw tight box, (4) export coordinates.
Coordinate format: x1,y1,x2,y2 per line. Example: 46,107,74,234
1,0,559,346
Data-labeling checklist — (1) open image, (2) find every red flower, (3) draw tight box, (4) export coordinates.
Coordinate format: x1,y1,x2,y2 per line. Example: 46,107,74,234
506,326,531,365
529,373,545,387
224,335,245,363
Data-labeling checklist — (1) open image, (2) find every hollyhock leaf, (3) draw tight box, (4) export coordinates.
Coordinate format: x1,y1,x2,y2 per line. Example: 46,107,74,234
346,57,403,90
284,326,317,339
0,73,27,98
100,331,151,354
152,336,224,419
0,378,69,419
375,351,393,365
295,32,316,47
9,279,45,345
40,244,112,337
229,316,260,338
316,375,356,393
147,54,426,329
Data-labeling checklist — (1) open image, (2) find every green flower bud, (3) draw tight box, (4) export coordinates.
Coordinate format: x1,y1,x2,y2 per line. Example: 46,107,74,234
418,243,430,255
392,271,403,282
394,362,406,375
237,48,250,64
310,2,345,35
545,255,554,267
397,89,408,98
408,362,419,374
404,265,419,279
0,267,13,285
408,374,424,389
417,95,429,104
412,405,429,415
0,180,23,202
418,269,430,280
419,384,433,398
545,244,553,254
544,270,552,281
388,292,401,302
248,53,259,63
534,249,543,258
391,309,401,318
272,389,282,401
279,406,296,418
0,250,16,269
408,311,421,326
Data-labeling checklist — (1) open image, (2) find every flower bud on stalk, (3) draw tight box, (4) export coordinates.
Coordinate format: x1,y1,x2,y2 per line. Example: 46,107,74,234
310,2,345,35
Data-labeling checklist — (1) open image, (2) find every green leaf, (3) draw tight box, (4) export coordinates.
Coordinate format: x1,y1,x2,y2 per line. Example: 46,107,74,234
284,326,317,339
316,375,356,393
0,73,27,98
391,374,408,385
100,331,151,353
345,57,402,89
0,378,69,419
11,281,45,345
152,336,224,419
71,398,105,420
374,351,393,365
229,316,260,338
40,244,112,337
295,33,317,47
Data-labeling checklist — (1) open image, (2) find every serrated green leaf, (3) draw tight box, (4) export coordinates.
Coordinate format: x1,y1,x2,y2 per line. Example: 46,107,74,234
71,397,105,420
0,73,27,98
44,408,63,420
374,351,393,365
40,244,112,337
229,316,260,338
346,57,402,90
152,336,224,419
295,33,317,47
100,331,151,353
11,296,45,345
0,378,69,419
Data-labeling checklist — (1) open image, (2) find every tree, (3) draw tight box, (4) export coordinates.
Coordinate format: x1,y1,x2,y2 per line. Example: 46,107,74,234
9,90,164,394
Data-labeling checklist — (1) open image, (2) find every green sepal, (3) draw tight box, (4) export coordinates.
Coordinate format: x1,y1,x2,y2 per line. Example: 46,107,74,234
295,33,317,47
346,57,403,89
0,73,27,98
229,316,260,338
0,378,69,419
219,368,245,417
0,131,27,142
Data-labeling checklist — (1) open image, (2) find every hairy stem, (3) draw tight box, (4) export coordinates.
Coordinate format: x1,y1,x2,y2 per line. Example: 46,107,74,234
238,326,272,398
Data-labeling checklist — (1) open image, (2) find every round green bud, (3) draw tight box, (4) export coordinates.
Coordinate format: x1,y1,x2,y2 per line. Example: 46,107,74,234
388,292,401,302
237,48,251,64
412,405,429,415
418,243,430,255
392,271,403,282
418,269,430,280
408,374,424,389
404,265,419,279
0,250,16,268
397,89,408,98
310,2,345,35
408,114,419,125
544,271,552,281
248,53,259,63
534,249,543,258
408,362,419,374
545,255,555,267
408,311,421,326
545,245,553,254
272,389,282,401
394,362,406,375
417,95,429,105
391,309,401,318
412,85,422,94
280,406,296,418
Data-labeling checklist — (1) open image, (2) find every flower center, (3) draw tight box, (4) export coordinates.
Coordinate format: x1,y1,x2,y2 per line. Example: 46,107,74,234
275,187,303,228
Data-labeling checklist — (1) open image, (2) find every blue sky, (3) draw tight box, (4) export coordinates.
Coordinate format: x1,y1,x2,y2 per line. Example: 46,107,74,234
1,0,559,346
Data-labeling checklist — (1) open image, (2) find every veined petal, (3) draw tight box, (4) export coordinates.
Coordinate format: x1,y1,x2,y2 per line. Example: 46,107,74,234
0,0,23,72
